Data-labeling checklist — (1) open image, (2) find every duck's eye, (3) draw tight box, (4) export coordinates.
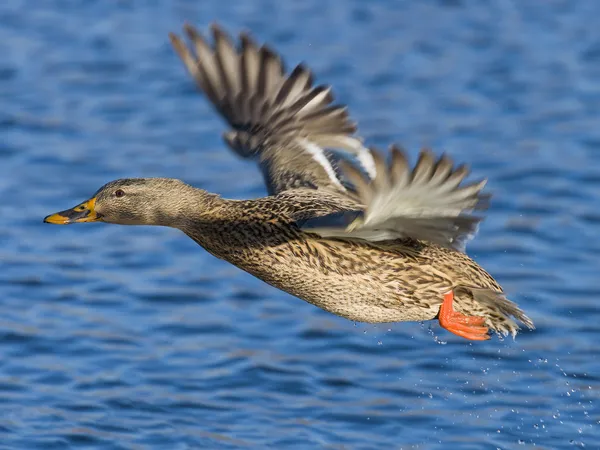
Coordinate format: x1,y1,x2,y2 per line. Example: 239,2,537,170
114,189,125,198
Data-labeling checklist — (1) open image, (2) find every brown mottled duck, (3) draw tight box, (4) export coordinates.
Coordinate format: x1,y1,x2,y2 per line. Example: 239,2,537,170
44,23,534,341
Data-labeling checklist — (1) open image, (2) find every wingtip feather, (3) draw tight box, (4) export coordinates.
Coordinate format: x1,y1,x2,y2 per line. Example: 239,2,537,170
171,22,360,161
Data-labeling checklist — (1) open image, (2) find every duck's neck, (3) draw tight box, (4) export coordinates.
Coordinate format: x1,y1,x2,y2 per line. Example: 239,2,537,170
150,185,225,229
157,186,241,256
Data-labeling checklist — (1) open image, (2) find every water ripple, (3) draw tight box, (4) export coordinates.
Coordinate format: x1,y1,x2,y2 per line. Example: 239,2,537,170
1,0,599,448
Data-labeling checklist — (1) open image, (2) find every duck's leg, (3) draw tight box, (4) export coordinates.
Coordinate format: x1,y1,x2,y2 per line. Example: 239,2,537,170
439,291,490,341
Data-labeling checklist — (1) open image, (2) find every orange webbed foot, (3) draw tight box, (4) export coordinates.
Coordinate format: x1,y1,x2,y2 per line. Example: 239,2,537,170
439,291,490,341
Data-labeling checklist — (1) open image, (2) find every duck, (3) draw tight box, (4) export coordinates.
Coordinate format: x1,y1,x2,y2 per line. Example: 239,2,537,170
44,23,534,341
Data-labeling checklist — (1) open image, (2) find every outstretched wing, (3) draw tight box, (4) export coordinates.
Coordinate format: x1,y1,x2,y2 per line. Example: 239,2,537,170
169,23,375,195
300,145,490,251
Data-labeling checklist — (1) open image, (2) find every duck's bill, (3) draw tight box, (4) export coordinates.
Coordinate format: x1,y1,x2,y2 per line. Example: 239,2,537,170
43,198,102,224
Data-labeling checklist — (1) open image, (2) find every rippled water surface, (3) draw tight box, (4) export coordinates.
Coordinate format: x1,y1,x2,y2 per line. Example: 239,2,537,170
1,0,599,448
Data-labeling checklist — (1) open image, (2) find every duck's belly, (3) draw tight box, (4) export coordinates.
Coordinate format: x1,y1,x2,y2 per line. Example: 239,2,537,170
230,241,445,324
268,267,441,323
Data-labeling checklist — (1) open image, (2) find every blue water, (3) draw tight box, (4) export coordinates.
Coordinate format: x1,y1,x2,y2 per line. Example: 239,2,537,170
1,0,599,448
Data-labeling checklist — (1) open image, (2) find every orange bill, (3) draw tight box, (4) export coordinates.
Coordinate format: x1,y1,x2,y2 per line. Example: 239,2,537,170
43,197,101,225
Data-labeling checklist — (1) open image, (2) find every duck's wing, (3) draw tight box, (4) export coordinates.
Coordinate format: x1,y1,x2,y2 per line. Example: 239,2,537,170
300,145,490,252
170,23,375,195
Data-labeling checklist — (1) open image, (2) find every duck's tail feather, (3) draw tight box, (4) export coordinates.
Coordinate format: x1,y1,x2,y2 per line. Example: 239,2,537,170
456,286,535,338
169,23,374,176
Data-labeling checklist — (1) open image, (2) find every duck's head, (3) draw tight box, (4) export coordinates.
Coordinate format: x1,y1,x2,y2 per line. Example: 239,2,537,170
44,178,194,226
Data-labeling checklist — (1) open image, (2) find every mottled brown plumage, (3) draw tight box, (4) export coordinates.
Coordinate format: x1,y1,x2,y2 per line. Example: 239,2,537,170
44,23,534,340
